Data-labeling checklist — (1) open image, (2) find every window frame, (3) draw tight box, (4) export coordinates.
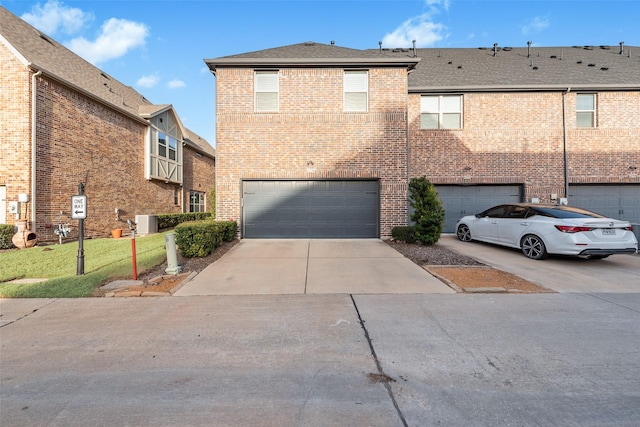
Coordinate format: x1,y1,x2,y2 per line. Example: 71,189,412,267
254,70,279,112
146,111,183,184
576,93,596,128
189,190,206,213
420,94,463,129
343,70,369,112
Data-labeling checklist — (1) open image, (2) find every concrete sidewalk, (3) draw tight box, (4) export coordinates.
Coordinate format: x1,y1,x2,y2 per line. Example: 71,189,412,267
174,239,454,296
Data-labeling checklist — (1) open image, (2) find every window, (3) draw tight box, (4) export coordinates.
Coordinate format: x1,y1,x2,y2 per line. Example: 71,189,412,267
174,187,180,206
189,191,205,212
576,93,596,128
146,110,183,183
420,95,462,129
255,71,279,112
344,70,368,112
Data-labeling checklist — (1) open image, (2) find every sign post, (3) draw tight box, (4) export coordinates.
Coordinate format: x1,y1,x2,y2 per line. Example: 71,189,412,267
71,184,87,275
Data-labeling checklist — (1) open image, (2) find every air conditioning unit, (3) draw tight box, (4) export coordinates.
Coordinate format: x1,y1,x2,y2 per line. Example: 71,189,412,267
135,215,158,235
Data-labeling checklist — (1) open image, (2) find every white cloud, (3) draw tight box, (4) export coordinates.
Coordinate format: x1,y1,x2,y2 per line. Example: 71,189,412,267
382,13,446,48
21,0,93,35
136,74,160,88
522,16,550,35
167,80,186,89
66,18,149,65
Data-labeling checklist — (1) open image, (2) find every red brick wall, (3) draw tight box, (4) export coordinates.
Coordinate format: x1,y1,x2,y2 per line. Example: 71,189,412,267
408,91,640,203
1,54,215,241
0,45,32,221
215,67,409,237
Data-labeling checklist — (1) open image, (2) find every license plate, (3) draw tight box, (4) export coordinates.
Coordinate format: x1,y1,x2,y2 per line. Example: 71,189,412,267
602,229,616,235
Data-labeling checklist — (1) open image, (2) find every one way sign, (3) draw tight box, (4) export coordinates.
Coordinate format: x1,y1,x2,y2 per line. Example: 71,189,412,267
71,195,87,220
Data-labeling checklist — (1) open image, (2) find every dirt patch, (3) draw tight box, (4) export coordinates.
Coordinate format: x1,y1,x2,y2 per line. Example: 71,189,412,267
427,266,553,293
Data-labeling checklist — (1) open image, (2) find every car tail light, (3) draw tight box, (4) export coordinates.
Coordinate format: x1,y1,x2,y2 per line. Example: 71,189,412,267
555,225,594,233
625,225,634,231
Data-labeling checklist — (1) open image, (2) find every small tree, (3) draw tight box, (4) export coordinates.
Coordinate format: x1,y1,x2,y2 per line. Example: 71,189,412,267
209,186,216,219
408,176,445,245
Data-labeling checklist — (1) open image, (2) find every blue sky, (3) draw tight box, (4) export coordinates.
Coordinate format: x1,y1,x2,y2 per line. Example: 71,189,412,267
2,0,639,146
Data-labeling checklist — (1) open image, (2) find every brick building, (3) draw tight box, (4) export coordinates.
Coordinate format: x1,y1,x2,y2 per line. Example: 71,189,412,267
206,41,639,237
0,7,215,242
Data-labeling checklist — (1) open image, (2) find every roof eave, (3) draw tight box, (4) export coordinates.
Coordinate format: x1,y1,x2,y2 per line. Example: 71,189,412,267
205,57,420,72
28,64,150,125
409,84,640,93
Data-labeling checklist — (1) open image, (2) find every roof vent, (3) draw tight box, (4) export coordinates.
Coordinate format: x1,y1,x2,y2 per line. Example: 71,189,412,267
330,40,335,46
379,41,382,52
600,67,609,71
304,41,315,46
619,41,624,55
493,43,498,57
527,40,532,57
588,63,596,67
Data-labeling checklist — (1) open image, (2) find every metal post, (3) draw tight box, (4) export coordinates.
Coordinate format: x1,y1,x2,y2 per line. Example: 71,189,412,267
131,229,137,280
76,183,85,275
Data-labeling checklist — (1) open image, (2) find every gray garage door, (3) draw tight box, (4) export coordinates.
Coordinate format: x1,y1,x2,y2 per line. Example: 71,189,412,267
568,185,640,223
243,180,379,238
435,185,523,233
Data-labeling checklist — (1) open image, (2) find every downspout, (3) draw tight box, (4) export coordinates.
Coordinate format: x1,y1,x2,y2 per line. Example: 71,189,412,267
31,69,42,228
562,87,570,200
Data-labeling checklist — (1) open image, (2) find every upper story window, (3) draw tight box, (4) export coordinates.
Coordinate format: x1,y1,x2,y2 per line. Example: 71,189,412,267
576,93,596,128
344,70,368,112
146,111,183,184
420,95,462,129
255,71,279,112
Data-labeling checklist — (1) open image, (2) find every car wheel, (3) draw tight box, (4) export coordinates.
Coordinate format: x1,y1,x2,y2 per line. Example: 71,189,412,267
521,235,547,260
457,224,472,242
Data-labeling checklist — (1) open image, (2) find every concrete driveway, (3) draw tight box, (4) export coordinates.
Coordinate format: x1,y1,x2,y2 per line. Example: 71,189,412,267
174,239,454,296
438,234,640,293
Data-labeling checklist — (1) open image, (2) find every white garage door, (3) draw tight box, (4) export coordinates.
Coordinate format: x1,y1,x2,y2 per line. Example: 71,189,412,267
435,185,523,233
568,185,640,223
242,180,379,238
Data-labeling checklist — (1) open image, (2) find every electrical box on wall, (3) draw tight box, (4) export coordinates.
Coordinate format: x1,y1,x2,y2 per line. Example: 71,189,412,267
8,201,19,217
18,193,30,203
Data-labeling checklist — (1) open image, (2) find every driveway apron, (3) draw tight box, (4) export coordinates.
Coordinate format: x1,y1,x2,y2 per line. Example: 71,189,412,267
174,239,454,296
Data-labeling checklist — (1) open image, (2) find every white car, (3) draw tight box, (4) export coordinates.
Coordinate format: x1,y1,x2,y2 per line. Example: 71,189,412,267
455,203,638,260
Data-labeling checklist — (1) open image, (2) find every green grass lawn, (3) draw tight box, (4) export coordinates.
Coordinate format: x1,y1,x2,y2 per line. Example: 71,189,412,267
0,232,169,298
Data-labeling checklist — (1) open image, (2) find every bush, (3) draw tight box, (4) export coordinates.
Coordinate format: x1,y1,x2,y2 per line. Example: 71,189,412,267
391,226,416,243
408,176,445,245
174,220,237,258
0,224,15,249
157,212,212,230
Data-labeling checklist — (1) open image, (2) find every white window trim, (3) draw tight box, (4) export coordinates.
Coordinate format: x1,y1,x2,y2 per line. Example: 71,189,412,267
145,111,183,184
576,93,596,128
344,70,369,112
420,94,463,129
255,70,279,112
189,190,206,212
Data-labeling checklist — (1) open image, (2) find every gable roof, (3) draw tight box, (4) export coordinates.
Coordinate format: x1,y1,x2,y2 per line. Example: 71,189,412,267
205,41,420,72
0,6,215,157
375,44,640,92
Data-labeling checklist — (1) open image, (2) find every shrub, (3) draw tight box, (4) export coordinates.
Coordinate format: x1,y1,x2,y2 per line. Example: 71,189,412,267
0,224,15,249
391,226,416,243
408,176,445,245
174,220,237,258
157,212,212,230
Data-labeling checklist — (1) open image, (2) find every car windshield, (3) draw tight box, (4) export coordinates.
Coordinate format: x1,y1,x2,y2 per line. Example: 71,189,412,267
532,206,606,219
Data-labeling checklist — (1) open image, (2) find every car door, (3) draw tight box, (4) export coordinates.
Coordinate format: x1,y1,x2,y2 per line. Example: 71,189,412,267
497,205,534,247
473,205,509,243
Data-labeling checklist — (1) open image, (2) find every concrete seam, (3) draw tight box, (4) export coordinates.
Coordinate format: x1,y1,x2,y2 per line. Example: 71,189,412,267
0,299,58,328
350,294,408,427
304,240,310,294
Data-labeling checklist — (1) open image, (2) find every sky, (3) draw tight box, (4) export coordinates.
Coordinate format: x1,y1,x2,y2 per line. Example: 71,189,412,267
2,0,639,147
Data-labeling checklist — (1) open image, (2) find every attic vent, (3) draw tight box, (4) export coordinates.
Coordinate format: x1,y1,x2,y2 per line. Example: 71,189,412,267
584,46,594,50
600,46,610,50
101,72,110,80
304,42,315,46
36,30,54,45
577,60,583,64
457,65,463,69
550,55,557,59
588,63,596,67
502,47,512,51
600,67,609,71
448,61,453,64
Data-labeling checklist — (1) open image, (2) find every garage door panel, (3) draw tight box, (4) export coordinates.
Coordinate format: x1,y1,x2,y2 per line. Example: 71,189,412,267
568,185,640,223
436,185,522,233
243,180,379,238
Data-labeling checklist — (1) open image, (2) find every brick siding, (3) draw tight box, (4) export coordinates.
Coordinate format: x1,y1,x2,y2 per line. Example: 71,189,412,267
215,67,409,237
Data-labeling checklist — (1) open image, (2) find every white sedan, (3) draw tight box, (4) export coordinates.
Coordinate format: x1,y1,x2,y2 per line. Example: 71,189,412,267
455,203,638,260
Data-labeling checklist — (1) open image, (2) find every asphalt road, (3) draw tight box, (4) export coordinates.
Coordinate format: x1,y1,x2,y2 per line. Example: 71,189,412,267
2,291,640,426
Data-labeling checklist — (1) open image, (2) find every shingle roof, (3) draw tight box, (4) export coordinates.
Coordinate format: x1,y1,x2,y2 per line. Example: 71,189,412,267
376,45,640,91
205,39,640,92
0,6,214,157
205,41,420,71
